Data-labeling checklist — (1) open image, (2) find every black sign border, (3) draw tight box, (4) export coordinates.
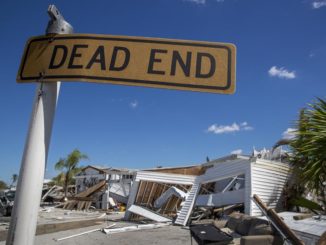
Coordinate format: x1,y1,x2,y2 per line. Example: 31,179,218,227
19,35,234,92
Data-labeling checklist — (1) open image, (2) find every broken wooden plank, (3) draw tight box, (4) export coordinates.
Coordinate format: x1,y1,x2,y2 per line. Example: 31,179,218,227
253,194,304,245
68,197,95,201
76,180,106,198
84,201,92,211
77,201,85,211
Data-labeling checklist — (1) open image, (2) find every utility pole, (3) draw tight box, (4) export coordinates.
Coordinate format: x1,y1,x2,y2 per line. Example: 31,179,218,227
6,5,73,245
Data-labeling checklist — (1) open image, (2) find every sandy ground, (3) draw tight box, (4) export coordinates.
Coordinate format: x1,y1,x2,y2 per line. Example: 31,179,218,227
0,222,191,245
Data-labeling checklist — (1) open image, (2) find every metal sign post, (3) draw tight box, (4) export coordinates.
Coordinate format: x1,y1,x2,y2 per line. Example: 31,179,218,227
6,5,73,245
17,34,236,94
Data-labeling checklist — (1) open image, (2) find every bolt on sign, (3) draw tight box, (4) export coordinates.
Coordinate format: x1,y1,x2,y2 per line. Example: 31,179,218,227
17,34,236,94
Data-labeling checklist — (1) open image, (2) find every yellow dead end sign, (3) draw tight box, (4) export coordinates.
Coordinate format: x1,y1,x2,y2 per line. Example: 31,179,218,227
17,34,236,94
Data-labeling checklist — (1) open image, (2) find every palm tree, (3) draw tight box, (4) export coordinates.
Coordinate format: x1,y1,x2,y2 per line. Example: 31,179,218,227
274,98,326,211
55,149,88,197
291,99,326,206
10,174,18,188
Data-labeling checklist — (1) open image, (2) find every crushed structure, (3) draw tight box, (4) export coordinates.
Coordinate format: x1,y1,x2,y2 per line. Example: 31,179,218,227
124,166,203,225
125,154,292,226
75,165,136,209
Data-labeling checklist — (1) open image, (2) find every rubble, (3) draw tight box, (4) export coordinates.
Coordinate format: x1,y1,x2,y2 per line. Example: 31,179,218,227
125,154,293,227
253,194,304,245
124,170,197,225
75,165,136,209
4,153,321,244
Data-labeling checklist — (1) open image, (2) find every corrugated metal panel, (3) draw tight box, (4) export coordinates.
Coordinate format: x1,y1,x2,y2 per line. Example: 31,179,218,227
251,173,288,182
252,164,291,175
250,160,291,216
252,180,286,189
257,159,291,170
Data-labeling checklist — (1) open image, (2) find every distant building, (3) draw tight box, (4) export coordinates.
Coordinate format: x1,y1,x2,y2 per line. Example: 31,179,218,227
75,165,136,209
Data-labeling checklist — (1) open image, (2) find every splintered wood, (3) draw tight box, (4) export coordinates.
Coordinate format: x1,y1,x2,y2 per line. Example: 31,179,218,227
63,180,106,210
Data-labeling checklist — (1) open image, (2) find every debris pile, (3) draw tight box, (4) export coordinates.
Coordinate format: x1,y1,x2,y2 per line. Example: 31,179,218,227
125,154,293,227
62,180,106,210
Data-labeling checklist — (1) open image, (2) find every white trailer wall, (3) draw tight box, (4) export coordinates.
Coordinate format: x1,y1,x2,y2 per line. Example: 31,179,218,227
250,159,292,216
198,156,292,216
199,157,252,214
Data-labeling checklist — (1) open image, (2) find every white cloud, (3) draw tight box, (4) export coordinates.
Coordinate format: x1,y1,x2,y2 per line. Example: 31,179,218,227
129,100,138,109
231,149,243,155
208,123,239,134
241,121,254,131
268,66,296,79
207,122,253,134
282,128,296,140
312,1,326,9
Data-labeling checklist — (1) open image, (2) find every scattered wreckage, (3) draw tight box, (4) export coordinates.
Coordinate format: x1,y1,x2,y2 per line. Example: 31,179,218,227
3,153,321,244
125,154,292,226
75,165,135,209
0,190,15,216
122,154,325,244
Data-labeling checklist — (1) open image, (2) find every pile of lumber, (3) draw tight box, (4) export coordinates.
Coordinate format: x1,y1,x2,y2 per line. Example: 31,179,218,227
63,180,106,210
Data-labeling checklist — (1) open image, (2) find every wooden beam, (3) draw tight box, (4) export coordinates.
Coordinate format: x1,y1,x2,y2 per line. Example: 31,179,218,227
148,182,157,205
75,180,106,198
253,194,304,245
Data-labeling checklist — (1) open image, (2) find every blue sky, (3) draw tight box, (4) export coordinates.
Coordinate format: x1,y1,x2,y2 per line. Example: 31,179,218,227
0,0,325,183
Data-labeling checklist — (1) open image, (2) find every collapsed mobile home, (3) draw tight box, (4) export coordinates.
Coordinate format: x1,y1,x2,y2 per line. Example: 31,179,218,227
125,153,292,225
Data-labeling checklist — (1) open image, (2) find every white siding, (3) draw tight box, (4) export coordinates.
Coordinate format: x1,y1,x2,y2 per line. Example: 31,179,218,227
200,159,250,183
198,159,252,215
196,189,245,207
250,159,292,216
135,171,196,185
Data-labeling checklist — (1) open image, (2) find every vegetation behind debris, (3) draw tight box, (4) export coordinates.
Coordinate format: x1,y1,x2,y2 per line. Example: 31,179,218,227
275,98,326,213
54,149,88,197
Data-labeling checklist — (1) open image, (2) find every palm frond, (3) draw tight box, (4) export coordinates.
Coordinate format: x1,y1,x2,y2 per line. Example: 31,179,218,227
273,139,292,151
55,158,66,170
53,149,88,197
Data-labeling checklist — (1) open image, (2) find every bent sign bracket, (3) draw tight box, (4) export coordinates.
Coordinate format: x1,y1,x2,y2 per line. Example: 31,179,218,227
17,34,236,94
